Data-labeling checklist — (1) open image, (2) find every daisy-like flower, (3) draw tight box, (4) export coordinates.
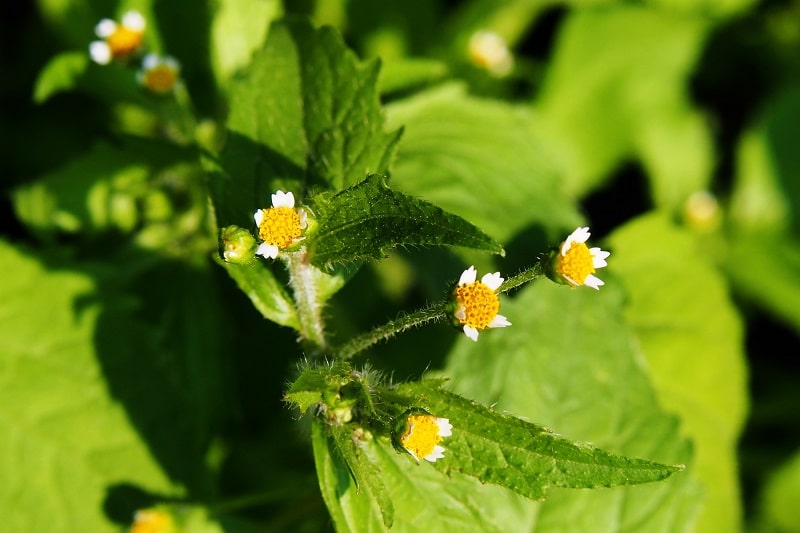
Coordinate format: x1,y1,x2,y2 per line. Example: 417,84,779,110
131,508,175,533
89,10,146,65
400,414,453,463
253,191,307,259
554,227,610,290
468,30,514,77
453,266,512,341
137,54,181,94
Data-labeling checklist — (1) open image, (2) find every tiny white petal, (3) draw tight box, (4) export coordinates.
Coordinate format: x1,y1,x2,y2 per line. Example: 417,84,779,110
254,209,264,227
562,226,591,255
584,274,604,290
454,305,467,321
458,266,477,286
424,445,446,462
298,208,308,229
95,19,117,38
591,247,610,268
489,314,511,328
142,53,159,70
436,418,452,437
271,190,294,208
256,243,279,259
122,10,146,31
463,325,479,342
481,271,504,291
89,41,112,64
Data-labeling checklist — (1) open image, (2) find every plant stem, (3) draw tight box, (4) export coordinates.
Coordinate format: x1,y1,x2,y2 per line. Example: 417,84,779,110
337,301,450,360
498,261,546,294
287,249,328,356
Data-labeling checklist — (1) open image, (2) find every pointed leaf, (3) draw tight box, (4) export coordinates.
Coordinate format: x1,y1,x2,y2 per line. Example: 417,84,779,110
213,256,299,330
212,18,401,227
305,175,504,267
393,381,681,499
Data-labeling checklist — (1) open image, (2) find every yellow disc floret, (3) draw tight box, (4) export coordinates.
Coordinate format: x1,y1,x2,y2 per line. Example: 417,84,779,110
107,26,143,58
142,64,178,93
557,241,595,285
131,509,175,533
455,281,500,330
400,414,451,462
257,207,303,249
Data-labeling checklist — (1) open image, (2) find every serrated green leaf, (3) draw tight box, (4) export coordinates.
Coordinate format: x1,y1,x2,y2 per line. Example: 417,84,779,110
608,213,748,531
535,7,712,206
393,381,681,499
0,241,177,532
213,255,299,330
213,18,401,228
386,84,581,244
33,51,89,103
442,282,700,531
306,175,504,267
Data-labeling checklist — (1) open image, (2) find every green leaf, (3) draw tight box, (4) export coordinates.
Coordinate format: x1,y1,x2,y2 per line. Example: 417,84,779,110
724,234,800,334
608,213,749,531
386,83,581,244
0,241,176,531
758,447,800,532
213,255,299,330
329,422,395,528
306,175,504,267
33,51,89,103
212,18,401,228
534,6,713,207
441,281,701,531
209,0,283,85
394,381,682,498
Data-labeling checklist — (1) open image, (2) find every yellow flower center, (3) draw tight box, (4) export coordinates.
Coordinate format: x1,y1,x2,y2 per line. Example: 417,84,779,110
257,206,303,249
107,26,143,58
143,65,179,93
400,415,444,460
455,281,499,329
558,242,595,285
131,510,175,533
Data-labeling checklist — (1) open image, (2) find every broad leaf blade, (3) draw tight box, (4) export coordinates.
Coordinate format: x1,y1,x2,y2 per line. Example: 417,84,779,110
394,381,681,499
213,256,299,330
306,175,504,267
443,282,701,531
0,241,176,531
213,18,400,228
608,213,748,531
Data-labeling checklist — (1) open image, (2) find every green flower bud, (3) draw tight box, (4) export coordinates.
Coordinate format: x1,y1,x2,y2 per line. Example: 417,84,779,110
219,225,257,264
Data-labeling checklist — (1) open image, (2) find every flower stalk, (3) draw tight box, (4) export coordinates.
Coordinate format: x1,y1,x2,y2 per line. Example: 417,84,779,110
287,249,329,356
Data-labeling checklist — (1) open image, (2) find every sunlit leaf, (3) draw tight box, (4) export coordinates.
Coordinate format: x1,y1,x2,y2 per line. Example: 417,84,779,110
306,175,504,267
609,213,748,531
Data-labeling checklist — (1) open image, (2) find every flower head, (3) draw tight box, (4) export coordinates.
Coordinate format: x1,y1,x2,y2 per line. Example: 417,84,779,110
253,191,307,259
137,54,181,94
552,227,610,290
453,266,511,341
468,30,514,77
399,414,452,462
89,10,146,65
131,508,176,533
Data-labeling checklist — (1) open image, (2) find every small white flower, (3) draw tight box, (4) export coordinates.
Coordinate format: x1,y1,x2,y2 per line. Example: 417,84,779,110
454,266,510,341
137,54,181,94
253,190,307,260
468,30,514,77
88,10,146,64
556,227,610,290
400,415,453,463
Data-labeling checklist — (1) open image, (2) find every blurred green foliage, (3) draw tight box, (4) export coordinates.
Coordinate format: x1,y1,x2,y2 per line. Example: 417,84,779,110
2,0,800,531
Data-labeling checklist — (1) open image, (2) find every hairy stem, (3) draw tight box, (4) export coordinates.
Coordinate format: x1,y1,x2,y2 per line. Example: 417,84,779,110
287,249,328,356
498,261,546,294
337,301,450,360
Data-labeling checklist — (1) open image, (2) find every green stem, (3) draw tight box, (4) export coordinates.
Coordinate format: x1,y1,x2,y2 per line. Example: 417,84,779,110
498,261,546,294
337,301,450,360
287,249,329,356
